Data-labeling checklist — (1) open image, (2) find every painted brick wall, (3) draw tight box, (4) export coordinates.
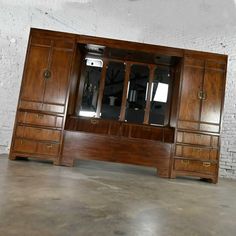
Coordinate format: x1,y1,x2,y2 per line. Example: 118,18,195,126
1,0,236,178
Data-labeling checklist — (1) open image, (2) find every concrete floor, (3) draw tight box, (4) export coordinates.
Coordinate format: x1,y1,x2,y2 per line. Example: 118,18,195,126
0,154,236,236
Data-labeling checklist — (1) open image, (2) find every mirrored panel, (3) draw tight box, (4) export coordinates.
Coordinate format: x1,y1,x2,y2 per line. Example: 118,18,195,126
80,65,102,117
101,62,125,120
125,64,149,123
149,67,171,125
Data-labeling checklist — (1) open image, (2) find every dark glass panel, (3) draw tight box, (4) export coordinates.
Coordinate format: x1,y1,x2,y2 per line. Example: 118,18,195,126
149,67,170,125
101,62,125,120
125,65,149,123
80,65,101,117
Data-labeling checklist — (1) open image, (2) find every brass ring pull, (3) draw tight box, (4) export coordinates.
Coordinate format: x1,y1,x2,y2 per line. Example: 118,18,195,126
90,118,98,125
43,69,51,79
198,91,203,100
198,91,207,100
181,160,190,165
37,114,44,119
203,162,211,167
202,91,207,100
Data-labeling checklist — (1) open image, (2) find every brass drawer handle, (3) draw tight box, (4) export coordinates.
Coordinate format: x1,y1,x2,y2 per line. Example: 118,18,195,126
202,91,207,100
37,114,44,119
43,69,51,79
47,144,53,149
90,118,98,125
181,160,190,165
203,162,211,167
198,91,207,100
198,91,203,100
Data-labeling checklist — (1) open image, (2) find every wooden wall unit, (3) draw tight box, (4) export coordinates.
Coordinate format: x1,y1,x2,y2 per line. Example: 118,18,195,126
9,28,227,183
10,29,77,163
171,54,227,183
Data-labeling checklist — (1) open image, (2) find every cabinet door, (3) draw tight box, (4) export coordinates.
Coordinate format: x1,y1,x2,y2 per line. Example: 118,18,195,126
21,45,50,102
178,59,204,122
44,48,73,105
201,68,225,124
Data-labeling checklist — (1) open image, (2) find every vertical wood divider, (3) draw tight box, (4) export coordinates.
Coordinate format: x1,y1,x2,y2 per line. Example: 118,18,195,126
96,59,108,117
119,62,131,121
144,65,155,124
164,67,174,126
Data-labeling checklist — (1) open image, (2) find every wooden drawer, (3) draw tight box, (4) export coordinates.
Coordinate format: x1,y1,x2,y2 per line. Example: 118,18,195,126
175,145,218,161
174,159,217,174
19,100,65,114
109,121,121,136
16,126,61,142
18,111,63,128
122,124,174,143
130,125,163,141
14,139,60,156
69,117,110,135
177,131,219,147
14,138,37,154
177,121,220,133
37,142,60,156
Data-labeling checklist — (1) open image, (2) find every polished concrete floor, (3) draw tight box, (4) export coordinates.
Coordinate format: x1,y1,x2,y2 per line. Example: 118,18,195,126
0,154,236,236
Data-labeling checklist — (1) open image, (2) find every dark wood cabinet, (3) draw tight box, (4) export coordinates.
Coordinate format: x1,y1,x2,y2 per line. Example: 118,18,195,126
178,58,203,123
43,48,74,105
178,57,226,133
20,45,50,102
172,55,227,183
9,28,227,183
201,63,225,125
10,30,76,163
21,36,75,106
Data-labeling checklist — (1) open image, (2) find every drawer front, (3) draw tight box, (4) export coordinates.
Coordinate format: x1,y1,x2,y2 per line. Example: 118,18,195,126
177,131,219,147
14,139,60,156
16,126,61,142
121,124,174,143
175,145,218,161
18,111,63,128
174,159,217,174
37,142,60,156
177,121,220,133
19,100,65,113
14,138,37,154
130,125,163,141
74,117,110,135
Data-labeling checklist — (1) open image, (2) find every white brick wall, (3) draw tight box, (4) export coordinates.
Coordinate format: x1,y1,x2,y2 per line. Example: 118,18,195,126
1,0,236,178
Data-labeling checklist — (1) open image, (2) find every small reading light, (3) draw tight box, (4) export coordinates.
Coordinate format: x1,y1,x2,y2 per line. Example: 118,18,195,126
85,57,103,68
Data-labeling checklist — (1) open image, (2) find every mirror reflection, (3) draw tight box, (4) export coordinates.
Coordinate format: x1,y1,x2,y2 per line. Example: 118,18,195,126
125,64,149,123
101,62,125,120
80,65,102,117
149,67,171,125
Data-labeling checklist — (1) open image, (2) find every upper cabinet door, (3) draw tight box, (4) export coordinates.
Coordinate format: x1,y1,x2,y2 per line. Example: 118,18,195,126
21,45,50,102
178,56,226,132
44,47,73,105
20,36,75,107
200,62,226,124
178,58,204,122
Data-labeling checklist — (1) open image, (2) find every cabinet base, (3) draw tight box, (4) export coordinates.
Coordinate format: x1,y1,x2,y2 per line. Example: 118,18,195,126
157,169,170,178
9,154,17,160
170,170,218,183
